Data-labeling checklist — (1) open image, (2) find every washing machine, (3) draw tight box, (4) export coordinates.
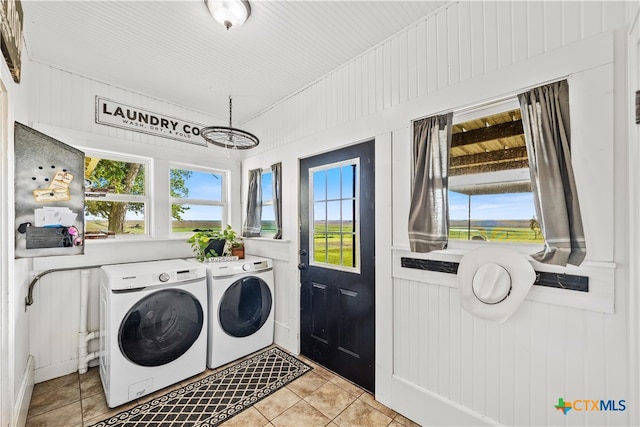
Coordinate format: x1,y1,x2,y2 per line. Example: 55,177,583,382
190,256,274,369
99,259,207,408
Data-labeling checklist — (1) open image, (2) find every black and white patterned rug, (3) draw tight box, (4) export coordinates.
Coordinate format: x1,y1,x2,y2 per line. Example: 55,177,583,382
90,347,312,426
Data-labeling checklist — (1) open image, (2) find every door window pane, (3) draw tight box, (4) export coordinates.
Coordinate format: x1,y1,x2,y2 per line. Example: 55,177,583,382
309,159,359,271
313,170,326,201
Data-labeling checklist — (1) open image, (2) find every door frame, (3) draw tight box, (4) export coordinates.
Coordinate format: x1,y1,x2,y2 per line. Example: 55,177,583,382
295,133,393,398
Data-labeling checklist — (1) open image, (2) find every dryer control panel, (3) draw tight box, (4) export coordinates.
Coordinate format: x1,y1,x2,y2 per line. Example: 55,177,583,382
205,257,273,277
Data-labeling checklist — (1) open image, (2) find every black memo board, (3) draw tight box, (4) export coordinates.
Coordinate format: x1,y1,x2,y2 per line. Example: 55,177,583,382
14,123,85,258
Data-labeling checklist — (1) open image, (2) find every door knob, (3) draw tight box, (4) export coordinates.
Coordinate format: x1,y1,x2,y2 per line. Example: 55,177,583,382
298,263,307,270
299,249,307,256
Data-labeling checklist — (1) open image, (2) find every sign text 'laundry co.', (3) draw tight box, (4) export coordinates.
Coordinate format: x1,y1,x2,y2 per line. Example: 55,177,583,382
95,97,208,146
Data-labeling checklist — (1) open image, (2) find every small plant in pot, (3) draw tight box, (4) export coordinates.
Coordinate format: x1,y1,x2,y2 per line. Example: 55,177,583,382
188,225,243,262
222,225,245,259
187,229,226,262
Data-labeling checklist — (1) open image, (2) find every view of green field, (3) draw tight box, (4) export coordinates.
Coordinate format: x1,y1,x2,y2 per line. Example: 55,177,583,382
313,222,356,267
449,219,543,243
86,219,279,235
88,216,540,246
85,219,146,234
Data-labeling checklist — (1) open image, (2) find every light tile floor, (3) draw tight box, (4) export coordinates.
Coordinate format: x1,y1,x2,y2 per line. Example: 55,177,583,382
26,349,421,427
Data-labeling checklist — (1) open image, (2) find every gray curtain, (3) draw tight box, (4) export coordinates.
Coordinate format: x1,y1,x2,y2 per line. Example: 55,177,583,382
242,168,262,237
518,80,586,266
271,162,283,239
408,113,453,252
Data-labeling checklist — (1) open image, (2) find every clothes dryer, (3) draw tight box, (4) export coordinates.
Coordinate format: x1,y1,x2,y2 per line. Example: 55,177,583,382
99,259,207,407
190,256,274,369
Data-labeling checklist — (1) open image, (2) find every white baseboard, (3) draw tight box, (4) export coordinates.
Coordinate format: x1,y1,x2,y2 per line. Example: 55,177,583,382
34,359,78,384
390,375,500,427
13,355,35,427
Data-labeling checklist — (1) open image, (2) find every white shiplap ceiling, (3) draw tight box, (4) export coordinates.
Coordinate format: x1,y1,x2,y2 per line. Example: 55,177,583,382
21,0,449,123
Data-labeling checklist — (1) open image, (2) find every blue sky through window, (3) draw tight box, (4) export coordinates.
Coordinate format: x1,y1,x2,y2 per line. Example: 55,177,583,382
262,172,275,221
171,169,223,221
449,191,536,221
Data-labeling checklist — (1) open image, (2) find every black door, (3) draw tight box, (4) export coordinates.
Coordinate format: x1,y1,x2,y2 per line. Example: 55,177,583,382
119,289,204,366
299,140,375,393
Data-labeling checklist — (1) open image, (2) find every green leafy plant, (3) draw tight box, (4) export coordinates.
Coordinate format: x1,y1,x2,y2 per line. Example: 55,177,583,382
222,225,243,248
188,229,225,261
188,225,241,261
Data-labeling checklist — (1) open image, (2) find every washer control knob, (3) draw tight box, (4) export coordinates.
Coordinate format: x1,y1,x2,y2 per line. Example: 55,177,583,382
159,272,170,282
242,263,251,272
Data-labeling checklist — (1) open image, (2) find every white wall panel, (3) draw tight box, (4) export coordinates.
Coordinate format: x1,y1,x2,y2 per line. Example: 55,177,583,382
511,1,528,64
392,35,403,106
457,1,472,83
583,2,605,39
10,0,620,425
527,2,545,58
426,16,439,93
29,270,86,382
469,1,486,77
445,6,460,87
24,60,243,382
496,2,513,69
392,277,628,426
544,2,564,53
242,4,632,423
406,25,418,99
482,1,499,73
416,20,428,98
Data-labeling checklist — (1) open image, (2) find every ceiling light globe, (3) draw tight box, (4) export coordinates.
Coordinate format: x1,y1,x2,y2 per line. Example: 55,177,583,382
205,0,251,30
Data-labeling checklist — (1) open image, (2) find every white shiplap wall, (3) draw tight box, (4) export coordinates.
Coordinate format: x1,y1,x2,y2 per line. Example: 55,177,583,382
241,1,638,426
23,61,244,382
19,1,638,426
244,1,631,156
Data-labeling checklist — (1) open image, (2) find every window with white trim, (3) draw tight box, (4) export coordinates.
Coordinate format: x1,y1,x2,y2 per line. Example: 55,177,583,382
84,152,149,238
169,165,227,234
449,99,543,244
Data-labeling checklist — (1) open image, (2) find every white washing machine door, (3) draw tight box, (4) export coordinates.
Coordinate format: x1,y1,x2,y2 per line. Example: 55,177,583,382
119,288,204,366
219,276,272,338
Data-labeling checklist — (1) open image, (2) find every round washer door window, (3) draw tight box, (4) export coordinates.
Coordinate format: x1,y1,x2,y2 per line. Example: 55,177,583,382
219,276,272,338
119,289,204,367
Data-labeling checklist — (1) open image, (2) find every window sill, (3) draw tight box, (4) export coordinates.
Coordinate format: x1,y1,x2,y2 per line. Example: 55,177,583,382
243,237,290,261
33,237,193,271
391,246,615,314
243,237,290,243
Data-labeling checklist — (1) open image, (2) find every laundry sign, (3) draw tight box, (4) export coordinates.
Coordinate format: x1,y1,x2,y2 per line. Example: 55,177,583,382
95,96,208,146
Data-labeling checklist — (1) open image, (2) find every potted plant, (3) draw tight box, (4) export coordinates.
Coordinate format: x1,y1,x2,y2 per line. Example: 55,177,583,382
187,229,226,262
188,225,244,262
222,225,245,259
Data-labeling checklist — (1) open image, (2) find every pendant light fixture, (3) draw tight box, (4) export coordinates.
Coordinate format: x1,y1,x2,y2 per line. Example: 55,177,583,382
200,96,260,149
205,0,251,30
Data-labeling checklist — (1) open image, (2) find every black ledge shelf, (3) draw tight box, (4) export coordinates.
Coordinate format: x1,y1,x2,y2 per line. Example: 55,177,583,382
400,257,589,293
